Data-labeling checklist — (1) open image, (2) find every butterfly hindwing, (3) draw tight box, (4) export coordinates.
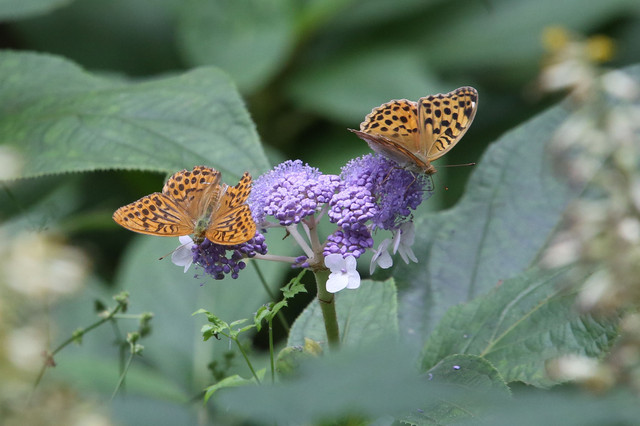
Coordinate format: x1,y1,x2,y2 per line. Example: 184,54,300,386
419,86,478,161
207,172,257,245
162,166,223,218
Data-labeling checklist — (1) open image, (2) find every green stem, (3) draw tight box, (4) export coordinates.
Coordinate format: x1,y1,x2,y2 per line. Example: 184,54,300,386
232,337,261,384
30,301,126,402
313,269,340,350
111,350,135,400
268,317,275,384
251,261,290,332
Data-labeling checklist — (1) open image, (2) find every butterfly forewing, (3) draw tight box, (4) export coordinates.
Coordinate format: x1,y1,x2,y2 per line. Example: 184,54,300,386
419,86,478,161
359,99,421,152
207,172,257,245
112,192,194,236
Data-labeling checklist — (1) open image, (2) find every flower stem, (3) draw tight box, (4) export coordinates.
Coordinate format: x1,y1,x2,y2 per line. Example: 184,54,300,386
268,317,275,384
232,336,261,384
111,349,135,400
313,269,340,350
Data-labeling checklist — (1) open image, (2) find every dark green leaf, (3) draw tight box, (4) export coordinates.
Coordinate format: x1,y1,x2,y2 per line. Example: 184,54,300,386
397,103,575,338
420,267,620,387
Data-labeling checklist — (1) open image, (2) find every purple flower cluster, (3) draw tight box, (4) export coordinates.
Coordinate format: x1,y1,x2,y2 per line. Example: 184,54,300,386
249,160,340,226
341,155,431,230
323,155,431,257
192,233,267,280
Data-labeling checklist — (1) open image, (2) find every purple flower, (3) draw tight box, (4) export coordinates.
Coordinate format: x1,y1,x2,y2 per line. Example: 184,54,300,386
189,233,267,280
249,160,340,226
323,228,374,259
340,154,431,231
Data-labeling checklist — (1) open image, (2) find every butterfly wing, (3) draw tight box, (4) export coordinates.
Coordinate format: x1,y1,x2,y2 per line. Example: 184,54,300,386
350,99,434,171
162,166,223,219
113,166,223,237
418,86,478,161
349,129,432,172
112,192,195,236
206,172,257,245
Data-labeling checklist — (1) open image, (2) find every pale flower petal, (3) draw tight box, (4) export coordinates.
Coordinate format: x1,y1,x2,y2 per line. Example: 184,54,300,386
324,253,344,270
172,236,195,273
327,272,349,293
394,222,418,265
325,254,361,293
370,238,393,274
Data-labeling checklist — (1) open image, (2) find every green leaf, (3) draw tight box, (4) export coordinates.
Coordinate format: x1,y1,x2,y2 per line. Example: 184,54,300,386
177,0,294,93
281,269,308,299
420,267,620,387
0,51,269,179
287,278,398,347
0,0,72,21
204,371,263,402
402,354,510,425
397,102,575,338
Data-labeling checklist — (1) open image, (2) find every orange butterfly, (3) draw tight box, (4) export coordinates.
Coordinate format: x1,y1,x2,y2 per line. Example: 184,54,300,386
113,166,256,245
350,86,478,175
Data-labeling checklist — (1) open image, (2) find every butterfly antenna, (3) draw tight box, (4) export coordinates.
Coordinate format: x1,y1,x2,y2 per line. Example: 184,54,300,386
441,162,476,168
158,248,178,261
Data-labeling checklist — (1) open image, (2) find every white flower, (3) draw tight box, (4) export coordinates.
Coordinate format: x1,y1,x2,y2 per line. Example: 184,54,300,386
393,222,418,264
325,253,360,293
172,235,195,273
370,238,393,275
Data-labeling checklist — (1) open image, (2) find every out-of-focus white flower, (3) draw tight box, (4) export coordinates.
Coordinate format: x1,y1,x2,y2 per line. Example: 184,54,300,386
325,254,360,293
0,145,24,181
171,235,195,273
6,326,47,370
2,232,89,299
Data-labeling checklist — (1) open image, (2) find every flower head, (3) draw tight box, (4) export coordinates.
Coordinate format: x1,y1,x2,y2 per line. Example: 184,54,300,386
188,233,267,280
339,154,431,231
249,160,340,226
325,253,360,293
